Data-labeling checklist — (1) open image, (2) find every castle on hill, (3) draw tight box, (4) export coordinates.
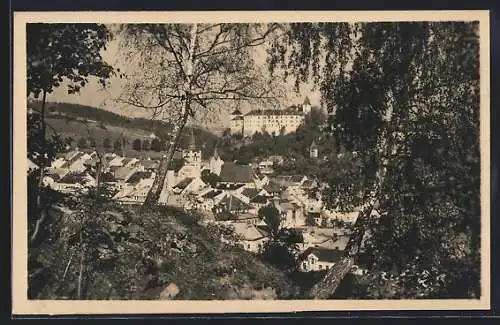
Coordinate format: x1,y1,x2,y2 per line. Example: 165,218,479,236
230,97,312,137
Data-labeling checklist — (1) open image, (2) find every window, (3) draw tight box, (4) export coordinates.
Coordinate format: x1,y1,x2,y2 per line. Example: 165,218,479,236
319,265,323,270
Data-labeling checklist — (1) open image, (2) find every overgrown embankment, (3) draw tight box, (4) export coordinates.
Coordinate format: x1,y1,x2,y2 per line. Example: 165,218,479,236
28,196,296,300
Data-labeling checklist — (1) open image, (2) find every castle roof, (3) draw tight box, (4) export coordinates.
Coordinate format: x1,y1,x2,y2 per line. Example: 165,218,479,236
245,108,304,117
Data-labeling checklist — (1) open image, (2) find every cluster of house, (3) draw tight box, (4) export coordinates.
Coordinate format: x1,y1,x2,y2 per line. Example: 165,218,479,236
37,130,378,275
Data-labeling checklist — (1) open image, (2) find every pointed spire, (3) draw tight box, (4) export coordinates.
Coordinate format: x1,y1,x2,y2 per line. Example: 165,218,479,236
188,128,196,151
303,96,311,105
213,146,219,159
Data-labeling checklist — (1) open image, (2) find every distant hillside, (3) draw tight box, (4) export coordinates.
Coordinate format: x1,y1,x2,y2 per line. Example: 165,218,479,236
30,101,222,159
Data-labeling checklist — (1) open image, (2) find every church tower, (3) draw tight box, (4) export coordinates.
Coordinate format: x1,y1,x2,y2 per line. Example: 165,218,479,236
183,128,201,165
208,146,224,176
302,96,312,115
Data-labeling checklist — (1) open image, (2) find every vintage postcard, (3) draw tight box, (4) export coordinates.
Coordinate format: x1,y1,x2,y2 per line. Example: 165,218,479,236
12,10,490,315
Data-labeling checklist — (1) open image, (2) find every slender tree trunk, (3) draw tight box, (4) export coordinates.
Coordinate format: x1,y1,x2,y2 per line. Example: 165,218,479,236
142,109,190,209
142,23,198,209
30,89,47,244
308,100,395,299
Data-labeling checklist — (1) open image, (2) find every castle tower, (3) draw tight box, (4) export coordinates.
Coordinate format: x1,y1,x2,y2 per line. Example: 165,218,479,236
229,108,244,135
302,96,312,115
309,139,319,158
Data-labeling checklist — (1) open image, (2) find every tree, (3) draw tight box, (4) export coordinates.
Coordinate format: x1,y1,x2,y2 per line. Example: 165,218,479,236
132,138,142,151
269,22,480,298
113,139,122,152
201,170,221,188
77,137,88,149
258,205,281,236
116,23,282,208
142,139,150,151
89,137,97,148
27,23,114,244
150,138,162,152
102,138,112,149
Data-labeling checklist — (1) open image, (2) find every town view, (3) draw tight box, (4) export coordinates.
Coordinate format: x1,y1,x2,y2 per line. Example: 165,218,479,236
25,21,481,301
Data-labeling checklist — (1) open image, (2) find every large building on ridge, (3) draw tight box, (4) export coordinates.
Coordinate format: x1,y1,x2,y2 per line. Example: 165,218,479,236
230,97,312,137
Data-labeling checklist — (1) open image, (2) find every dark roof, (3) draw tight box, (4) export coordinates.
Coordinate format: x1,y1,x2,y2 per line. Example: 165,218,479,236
301,247,344,263
241,188,259,199
303,96,311,105
126,171,152,184
139,159,160,169
219,162,255,184
245,108,304,116
263,181,284,193
213,209,235,222
250,195,269,204
231,116,244,121
202,189,223,199
174,177,194,190
231,108,243,115
302,179,315,188
59,172,88,184
290,175,304,183
121,158,133,165
220,195,252,212
167,158,185,172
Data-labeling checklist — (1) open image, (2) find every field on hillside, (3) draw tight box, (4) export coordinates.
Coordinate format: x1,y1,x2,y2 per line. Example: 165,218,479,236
46,117,153,143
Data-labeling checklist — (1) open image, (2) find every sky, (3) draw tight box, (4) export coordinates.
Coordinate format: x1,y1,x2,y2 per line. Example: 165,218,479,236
48,27,323,133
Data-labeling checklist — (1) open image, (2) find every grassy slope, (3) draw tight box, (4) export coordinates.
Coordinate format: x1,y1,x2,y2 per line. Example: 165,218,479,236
29,199,296,300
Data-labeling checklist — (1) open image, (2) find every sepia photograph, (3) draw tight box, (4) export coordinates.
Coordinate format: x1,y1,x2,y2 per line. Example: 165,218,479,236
12,10,490,314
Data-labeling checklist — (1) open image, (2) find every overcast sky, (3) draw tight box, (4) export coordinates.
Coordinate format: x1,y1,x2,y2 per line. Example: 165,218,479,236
47,26,323,133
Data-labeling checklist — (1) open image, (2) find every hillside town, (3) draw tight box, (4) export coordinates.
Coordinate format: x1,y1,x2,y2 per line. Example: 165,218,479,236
30,101,378,276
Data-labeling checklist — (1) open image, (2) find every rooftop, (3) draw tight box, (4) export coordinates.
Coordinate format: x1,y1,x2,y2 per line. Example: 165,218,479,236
301,247,344,263
126,171,153,184
174,177,194,190
219,162,255,184
245,108,304,117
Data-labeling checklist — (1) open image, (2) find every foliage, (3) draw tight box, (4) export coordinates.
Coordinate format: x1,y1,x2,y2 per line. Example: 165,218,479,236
27,23,114,97
258,205,281,235
150,138,163,152
28,200,295,300
142,139,150,151
102,138,111,149
201,170,221,188
113,139,122,151
77,137,88,149
132,138,142,151
268,21,481,298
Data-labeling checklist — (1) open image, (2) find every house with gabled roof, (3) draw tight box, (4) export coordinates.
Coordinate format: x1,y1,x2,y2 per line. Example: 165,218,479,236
214,194,252,217
49,171,96,194
299,247,344,272
195,189,226,212
219,162,257,186
226,222,269,253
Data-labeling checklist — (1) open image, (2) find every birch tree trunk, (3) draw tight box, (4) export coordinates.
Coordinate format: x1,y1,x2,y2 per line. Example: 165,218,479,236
308,99,395,299
142,24,198,209
30,89,47,244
